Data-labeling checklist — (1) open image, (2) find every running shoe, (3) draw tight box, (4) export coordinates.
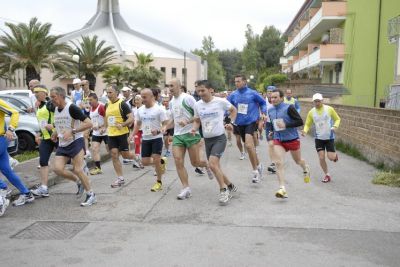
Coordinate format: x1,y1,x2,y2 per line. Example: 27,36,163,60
227,183,238,194
322,174,331,183
111,178,125,188
239,152,246,160
206,167,214,180
151,182,163,192
160,157,167,173
80,192,96,207
132,159,144,169
218,188,231,205
0,197,9,217
177,187,192,200
228,141,233,147
195,167,205,175
12,192,35,206
275,188,288,198
90,167,103,175
122,158,135,165
76,182,84,198
303,165,311,183
252,170,260,183
164,150,171,157
267,163,276,173
31,185,49,197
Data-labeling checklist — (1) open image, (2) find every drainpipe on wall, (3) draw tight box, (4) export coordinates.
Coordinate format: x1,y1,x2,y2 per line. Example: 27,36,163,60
374,0,382,107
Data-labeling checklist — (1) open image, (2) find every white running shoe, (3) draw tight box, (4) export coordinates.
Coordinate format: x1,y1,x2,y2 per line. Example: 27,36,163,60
252,170,260,183
218,188,231,205
80,192,97,207
0,196,9,217
177,187,192,200
12,193,35,206
31,185,49,197
239,152,245,160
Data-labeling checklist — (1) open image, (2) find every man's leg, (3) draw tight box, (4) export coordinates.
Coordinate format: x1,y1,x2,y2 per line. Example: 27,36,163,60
289,149,307,171
245,133,259,170
91,141,101,171
235,134,244,153
172,146,189,187
318,150,328,174
53,155,80,183
110,148,123,177
272,144,287,188
72,150,92,191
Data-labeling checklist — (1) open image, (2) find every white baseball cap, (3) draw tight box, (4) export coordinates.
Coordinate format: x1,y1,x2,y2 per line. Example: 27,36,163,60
72,78,82,84
312,93,323,101
121,86,132,92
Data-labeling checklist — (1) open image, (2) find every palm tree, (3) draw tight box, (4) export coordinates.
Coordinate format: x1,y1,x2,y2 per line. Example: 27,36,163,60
69,35,117,90
102,64,132,88
130,52,162,89
0,17,69,87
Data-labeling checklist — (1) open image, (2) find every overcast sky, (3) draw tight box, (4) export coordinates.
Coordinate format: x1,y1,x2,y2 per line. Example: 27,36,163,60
0,0,304,51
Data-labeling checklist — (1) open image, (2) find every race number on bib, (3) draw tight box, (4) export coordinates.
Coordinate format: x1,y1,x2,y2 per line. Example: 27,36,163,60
108,116,116,126
40,120,47,129
204,121,213,133
143,125,152,136
238,104,248,115
273,119,285,131
316,120,331,137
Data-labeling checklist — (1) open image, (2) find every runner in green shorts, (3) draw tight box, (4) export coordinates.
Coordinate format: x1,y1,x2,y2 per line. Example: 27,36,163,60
163,78,212,200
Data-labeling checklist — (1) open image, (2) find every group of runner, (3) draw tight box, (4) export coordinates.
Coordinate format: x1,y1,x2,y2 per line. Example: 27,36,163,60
0,74,341,217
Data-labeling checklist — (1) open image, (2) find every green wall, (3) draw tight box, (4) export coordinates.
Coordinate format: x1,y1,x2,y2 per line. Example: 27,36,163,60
343,0,399,107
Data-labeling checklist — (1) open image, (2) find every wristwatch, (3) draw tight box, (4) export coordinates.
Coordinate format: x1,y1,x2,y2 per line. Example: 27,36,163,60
7,126,15,132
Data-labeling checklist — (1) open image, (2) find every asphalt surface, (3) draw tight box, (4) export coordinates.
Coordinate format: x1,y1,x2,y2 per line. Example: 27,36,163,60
1,135,399,267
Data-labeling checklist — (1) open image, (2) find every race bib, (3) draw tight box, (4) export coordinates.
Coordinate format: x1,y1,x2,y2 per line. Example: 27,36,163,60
108,116,116,126
143,124,152,136
204,121,213,133
273,119,285,131
238,104,248,115
40,120,47,129
316,120,330,137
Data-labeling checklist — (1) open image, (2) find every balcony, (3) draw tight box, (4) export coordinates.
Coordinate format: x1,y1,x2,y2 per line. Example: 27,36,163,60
292,44,344,73
284,1,346,56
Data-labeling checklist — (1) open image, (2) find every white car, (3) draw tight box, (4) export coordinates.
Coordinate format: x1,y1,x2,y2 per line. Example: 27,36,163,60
0,89,36,109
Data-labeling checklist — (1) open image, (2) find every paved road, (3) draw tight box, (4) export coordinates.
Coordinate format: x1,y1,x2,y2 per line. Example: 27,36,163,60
1,136,399,267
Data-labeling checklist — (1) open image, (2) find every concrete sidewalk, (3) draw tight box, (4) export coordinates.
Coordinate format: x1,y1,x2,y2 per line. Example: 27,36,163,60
4,145,111,193
1,136,399,267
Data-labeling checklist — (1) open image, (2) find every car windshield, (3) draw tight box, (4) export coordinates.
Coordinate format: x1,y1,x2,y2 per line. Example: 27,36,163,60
3,101,26,114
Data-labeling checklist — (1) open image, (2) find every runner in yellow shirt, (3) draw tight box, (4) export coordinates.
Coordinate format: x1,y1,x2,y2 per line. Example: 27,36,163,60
302,93,341,183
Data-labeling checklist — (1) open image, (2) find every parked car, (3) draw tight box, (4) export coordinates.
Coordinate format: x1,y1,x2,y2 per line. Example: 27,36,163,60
4,102,39,153
0,95,32,112
0,89,35,105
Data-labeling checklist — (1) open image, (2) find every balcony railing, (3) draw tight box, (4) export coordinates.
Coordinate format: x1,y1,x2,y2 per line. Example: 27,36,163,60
284,1,346,56
292,44,344,73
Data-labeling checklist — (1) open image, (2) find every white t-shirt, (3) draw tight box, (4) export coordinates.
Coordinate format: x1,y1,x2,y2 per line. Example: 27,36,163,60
194,97,232,138
169,93,197,135
136,104,167,140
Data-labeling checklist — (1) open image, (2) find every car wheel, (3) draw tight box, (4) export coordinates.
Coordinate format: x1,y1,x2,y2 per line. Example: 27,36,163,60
17,132,36,153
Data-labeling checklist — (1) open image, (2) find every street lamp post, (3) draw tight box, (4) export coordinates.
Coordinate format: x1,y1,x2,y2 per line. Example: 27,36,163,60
72,54,81,78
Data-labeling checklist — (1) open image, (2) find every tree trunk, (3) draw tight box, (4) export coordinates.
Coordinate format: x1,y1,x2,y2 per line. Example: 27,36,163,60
86,73,96,91
25,65,41,89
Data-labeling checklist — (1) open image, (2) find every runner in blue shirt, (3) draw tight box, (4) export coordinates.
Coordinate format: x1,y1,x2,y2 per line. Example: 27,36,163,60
227,74,267,183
